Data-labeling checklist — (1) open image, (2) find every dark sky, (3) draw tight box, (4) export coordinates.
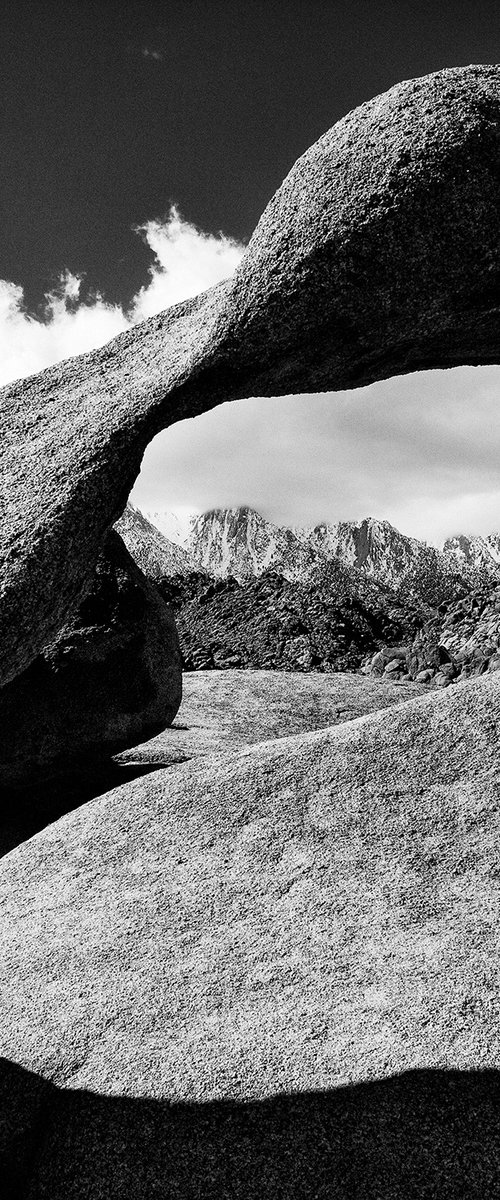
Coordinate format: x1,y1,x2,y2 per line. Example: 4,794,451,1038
2,0,500,312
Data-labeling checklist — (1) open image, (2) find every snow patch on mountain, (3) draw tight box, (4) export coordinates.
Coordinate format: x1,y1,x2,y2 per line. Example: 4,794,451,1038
188,506,320,581
143,508,199,548
294,517,430,581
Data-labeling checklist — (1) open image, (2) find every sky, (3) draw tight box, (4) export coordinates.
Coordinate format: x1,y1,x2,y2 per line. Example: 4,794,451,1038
2,0,500,545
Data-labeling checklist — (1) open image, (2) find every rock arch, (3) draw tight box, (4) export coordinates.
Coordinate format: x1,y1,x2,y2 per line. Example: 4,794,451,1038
1,63,500,687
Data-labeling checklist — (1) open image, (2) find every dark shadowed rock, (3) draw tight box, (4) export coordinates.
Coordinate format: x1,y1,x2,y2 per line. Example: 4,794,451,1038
1,673,499,1194
1,1060,499,1200
1,65,500,685
0,531,181,786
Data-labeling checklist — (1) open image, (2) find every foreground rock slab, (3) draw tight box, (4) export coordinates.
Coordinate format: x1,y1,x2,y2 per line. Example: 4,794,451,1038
116,667,426,768
2,64,500,685
0,669,424,857
0,531,181,786
1,673,499,1194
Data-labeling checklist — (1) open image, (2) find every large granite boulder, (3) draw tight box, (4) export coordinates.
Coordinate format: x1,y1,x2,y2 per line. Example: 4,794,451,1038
1,672,499,1195
1,65,500,686
0,530,181,786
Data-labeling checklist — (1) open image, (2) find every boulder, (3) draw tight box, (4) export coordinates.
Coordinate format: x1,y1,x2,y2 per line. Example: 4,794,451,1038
384,658,403,675
407,626,452,678
434,672,452,688
1,673,500,1195
282,633,315,670
2,65,500,686
415,668,433,683
370,650,388,674
0,531,181,786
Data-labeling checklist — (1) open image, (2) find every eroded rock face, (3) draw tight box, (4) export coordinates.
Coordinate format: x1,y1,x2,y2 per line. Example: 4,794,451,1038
1,65,500,686
0,530,181,785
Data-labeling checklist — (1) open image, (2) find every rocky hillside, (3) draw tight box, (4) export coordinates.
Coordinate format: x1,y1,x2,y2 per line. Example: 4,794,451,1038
123,505,500,677
115,504,193,580
159,563,427,673
362,581,500,688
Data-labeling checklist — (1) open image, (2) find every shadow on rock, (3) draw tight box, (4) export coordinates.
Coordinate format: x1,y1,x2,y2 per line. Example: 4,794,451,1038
0,758,188,858
1,1057,499,1198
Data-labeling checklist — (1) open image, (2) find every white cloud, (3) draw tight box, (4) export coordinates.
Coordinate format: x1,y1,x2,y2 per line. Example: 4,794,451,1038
0,273,128,387
0,210,245,388
130,208,244,321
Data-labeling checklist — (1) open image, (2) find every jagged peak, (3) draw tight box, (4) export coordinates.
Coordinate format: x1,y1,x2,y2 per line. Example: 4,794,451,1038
134,502,500,595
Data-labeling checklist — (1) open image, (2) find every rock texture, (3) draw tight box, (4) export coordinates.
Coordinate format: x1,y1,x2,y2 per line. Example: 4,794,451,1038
1,672,499,1195
0,530,181,786
0,670,425,858
159,563,427,672
409,582,500,682
2,65,500,686
115,668,425,770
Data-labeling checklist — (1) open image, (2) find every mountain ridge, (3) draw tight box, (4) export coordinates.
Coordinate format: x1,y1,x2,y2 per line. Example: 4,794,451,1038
142,505,500,595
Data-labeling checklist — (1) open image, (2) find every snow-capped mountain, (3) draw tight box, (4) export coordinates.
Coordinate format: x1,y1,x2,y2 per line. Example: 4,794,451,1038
114,504,193,579
183,506,500,595
187,506,321,581
133,503,500,603
295,517,432,580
